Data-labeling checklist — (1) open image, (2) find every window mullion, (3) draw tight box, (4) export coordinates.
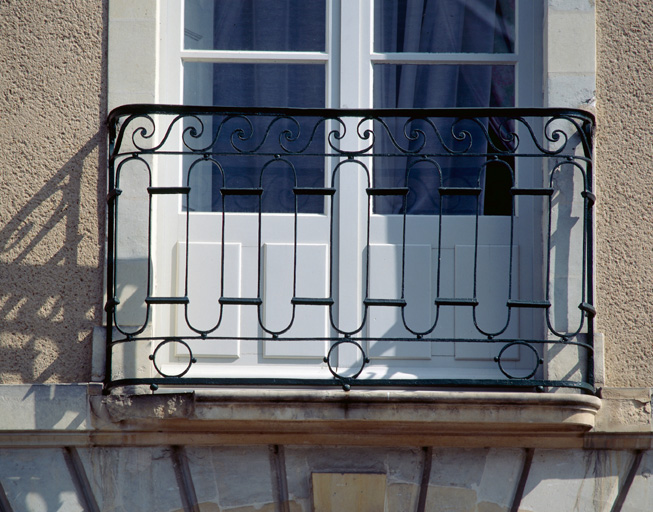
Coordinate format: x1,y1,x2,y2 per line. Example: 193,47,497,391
338,0,372,109
370,52,519,65
180,50,329,64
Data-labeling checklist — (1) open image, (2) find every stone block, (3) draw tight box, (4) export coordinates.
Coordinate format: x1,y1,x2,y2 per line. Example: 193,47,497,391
549,0,594,11
0,448,84,512
619,450,653,512
108,18,157,109
595,388,652,433
183,446,220,507
519,449,631,512
284,446,423,511
109,0,156,20
387,482,419,512
80,446,184,512
547,11,596,74
0,384,94,430
207,446,276,510
547,74,596,107
312,473,386,512
425,448,522,512
425,485,478,512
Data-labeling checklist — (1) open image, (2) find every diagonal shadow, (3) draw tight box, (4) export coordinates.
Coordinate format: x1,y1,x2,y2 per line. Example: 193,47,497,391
0,133,105,383
0,0,108,385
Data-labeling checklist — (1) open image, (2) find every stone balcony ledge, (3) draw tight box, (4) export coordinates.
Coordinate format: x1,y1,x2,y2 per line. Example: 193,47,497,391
91,388,602,447
6,384,651,448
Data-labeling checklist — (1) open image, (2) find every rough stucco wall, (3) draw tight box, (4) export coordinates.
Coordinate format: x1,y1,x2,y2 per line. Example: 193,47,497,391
0,0,650,389
596,1,653,386
0,1,106,382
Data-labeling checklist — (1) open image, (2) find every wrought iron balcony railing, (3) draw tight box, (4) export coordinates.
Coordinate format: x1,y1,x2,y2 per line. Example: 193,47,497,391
106,105,595,393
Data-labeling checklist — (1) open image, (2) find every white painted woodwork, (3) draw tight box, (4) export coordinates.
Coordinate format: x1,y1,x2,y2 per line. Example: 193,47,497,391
175,242,241,358
453,244,519,361
154,0,543,379
262,243,330,358
367,243,432,359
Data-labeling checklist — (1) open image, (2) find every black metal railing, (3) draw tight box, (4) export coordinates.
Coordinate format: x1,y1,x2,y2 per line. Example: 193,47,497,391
106,104,595,393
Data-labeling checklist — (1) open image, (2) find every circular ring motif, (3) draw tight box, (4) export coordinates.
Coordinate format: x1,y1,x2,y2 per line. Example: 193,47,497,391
494,341,542,380
149,338,197,378
323,339,370,381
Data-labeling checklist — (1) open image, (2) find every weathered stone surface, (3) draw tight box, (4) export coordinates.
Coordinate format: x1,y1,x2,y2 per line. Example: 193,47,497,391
618,450,653,512
312,473,386,512
475,449,524,510
183,446,220,508
429,448,489,489
387,482,419,512
205,446,275,510
0,448,84,512
0,384,98,430
79,446,184,512
424,448,522,512
284,446,423,511
285,446,389,511
595,388,653,432
519,449,632,512
93,389,601,448
170,504,304,512
0,444,651,511
425,485,478,512
196,504,221,512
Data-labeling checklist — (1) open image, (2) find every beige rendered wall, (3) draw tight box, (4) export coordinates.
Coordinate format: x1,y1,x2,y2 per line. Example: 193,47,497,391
1,0,651,390
596,1,653,387
0,1,106,383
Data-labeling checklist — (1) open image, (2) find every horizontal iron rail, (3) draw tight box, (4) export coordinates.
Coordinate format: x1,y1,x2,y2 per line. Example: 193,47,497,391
108,336,595,351
108,104,595,125
106,377,595,394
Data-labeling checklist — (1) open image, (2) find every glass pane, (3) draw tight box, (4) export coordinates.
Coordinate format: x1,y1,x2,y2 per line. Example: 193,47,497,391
184,0,326,51
373,65,514,215
183,63,326,213
374,0,515,54
374,64,514,108
184,62,325,108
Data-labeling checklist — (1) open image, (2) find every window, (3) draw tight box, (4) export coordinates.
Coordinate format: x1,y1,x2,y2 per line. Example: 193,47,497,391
134,0,545,381
107,1,595,392
169,0,537,216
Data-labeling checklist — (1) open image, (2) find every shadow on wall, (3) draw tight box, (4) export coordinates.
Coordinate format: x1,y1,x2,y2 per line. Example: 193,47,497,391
0,134,105,383
0,0,109,385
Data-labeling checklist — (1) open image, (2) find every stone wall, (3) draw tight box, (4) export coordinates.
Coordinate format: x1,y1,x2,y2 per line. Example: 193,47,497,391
0,444,648,512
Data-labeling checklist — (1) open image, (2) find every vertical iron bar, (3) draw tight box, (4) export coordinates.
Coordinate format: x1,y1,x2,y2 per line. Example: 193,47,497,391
505,155,516,336
611,450,643,512
585,120,596,390
104,116,117,391
328,163,337,333
416,447,433,512
269,445,290,512
63,447,101,512
0,481,14,512
256,139,264,330
510,448,534,512
171,446,200,512
400,154,409,321
292,158,299,333
183,158,192,331
544,159,555,336
471,153,482,335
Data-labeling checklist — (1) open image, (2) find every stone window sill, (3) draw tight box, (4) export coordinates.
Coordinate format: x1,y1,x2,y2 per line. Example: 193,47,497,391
94,389,601,447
